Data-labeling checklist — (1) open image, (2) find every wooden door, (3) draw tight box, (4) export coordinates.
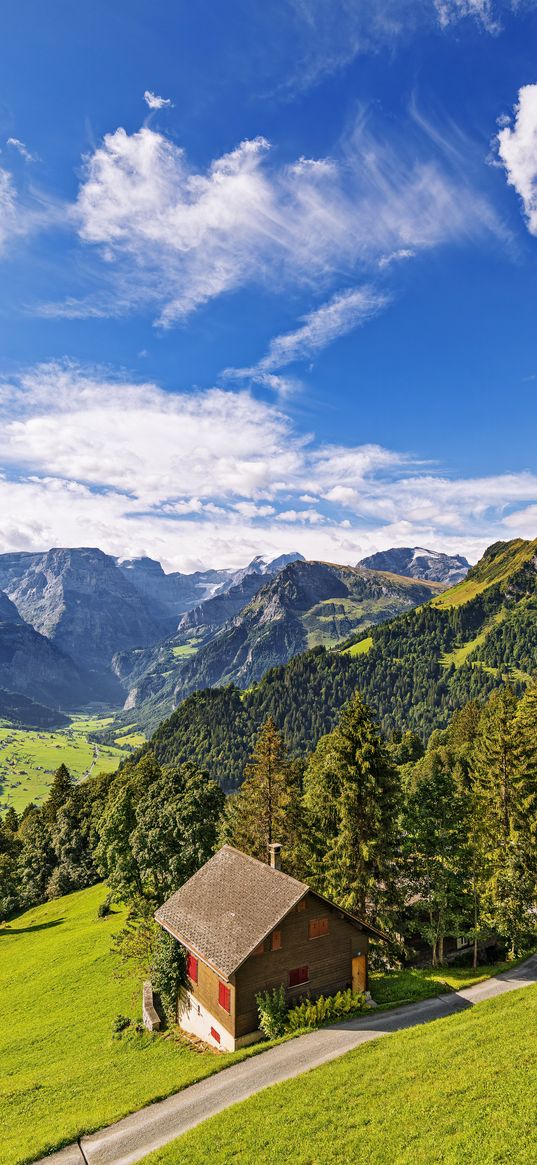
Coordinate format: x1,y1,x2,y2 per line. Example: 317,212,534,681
352,954,367,994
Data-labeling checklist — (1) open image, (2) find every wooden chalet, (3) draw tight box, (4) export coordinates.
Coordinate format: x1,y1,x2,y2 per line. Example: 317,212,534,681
155,843,383,1051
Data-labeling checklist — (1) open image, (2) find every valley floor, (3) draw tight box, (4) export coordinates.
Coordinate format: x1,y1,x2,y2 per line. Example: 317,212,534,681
0,716,142,814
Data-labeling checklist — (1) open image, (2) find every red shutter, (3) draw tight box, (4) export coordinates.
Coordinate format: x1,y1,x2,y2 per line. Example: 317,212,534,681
308,917,329,939
218,981,231,1013
210,1026,221,1044
289,966,309,987
186,953,198,982
271,929,282,951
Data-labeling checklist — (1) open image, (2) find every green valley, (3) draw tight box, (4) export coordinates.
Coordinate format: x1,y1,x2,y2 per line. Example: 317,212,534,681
0,717,126,815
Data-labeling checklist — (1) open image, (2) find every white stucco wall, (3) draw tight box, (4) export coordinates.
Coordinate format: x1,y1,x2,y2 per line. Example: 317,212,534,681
179,989,235,1051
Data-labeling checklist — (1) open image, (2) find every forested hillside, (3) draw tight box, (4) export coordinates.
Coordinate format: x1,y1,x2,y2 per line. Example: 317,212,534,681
142,538,537,786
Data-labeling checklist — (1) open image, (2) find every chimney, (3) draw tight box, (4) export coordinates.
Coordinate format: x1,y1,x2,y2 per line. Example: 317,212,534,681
268,843,282,871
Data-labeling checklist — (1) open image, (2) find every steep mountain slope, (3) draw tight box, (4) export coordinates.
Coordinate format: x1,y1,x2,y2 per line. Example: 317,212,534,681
171,560,438,701
116,556,233,619
0,618,91,709
0,548,165,679
178,552,305,636
122,560,439,729
359,546,469,585
140,537,537,786
0,583,93,712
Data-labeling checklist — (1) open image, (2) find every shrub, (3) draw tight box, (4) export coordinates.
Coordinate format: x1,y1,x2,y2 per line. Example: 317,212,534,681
112,1014,131,1033
285,989,366,1032
256,985,288,1039
97,894,113,919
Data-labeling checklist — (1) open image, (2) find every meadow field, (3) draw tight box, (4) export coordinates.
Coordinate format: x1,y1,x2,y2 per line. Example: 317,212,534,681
0,885,256,1164
0,715,129,814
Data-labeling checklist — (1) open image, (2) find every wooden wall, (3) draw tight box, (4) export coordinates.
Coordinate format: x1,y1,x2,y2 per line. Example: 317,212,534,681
234,892,368,1038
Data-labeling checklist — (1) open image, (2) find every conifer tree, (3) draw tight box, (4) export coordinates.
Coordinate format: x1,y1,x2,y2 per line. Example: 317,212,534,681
43,763,74,825
220,717,301,867
471,687,535,955
303,691,401,928
404,747,471,964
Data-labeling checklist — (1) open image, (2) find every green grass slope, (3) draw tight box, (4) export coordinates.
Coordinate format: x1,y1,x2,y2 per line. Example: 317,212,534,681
0,885,252,1164
433,537,537,609
144,983,537,1165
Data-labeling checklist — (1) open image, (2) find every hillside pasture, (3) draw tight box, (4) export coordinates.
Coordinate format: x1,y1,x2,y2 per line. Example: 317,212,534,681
143,983,537,1165
0,885,256,1165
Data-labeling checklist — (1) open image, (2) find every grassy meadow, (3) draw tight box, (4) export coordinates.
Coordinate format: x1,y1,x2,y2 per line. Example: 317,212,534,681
0,712,147,815
0,715,126,815
0,885,256,1165
143,983,537,1165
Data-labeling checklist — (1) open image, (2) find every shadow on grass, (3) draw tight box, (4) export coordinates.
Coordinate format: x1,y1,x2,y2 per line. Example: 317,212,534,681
0,917,65,936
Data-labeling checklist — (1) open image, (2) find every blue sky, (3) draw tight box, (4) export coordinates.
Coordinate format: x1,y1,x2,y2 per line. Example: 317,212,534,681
1,0,537,570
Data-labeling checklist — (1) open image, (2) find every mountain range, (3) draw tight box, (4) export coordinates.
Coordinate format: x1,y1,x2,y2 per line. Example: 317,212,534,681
0,543,469,729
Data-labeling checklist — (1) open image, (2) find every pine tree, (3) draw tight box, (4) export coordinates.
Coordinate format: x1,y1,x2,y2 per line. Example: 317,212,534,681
43,764,74,824
17,809,54,907
220,718,300,865
48,787,97,898
404,747,471,965
471,687,535,955
131,761,224,901
303,691,401,928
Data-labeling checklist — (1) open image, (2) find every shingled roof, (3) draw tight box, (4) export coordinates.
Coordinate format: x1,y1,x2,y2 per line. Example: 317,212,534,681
155,845,308,979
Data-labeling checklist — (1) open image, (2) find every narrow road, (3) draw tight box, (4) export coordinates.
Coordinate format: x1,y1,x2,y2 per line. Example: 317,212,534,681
37,955,537,1165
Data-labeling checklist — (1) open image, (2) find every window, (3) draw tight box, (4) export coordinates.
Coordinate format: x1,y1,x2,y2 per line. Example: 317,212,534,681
252,941,264,956
186,953,198,983
308,917,329,940
296,899,306,913
218,981,231,1013
210,1026,221,1044
271,930,282,951
457,936,471,950
289,966,309,988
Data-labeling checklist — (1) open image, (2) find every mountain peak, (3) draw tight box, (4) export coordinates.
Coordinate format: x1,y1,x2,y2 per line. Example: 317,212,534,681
358,546,470,586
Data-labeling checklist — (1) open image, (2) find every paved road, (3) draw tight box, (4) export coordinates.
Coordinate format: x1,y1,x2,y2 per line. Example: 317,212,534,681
36,955,537,1165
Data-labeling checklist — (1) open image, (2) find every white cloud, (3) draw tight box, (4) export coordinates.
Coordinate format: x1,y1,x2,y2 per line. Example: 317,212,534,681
434,0,500,31
6,137,34,162
497,83,537,234
0,168,18,252
0,362,536,571
274,0,515,96
226,287,389,390
143,90,173,110
65,112,501,326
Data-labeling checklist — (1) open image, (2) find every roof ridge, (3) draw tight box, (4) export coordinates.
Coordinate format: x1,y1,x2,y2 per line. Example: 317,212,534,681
218,843,307,888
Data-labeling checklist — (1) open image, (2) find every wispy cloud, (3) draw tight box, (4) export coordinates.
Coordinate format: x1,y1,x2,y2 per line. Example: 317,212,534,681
6,137,35,162
272,0,518,96
497,83,537,234
143,90,173,110
225,286,389,393
0,361,535,570
53,107,502,327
